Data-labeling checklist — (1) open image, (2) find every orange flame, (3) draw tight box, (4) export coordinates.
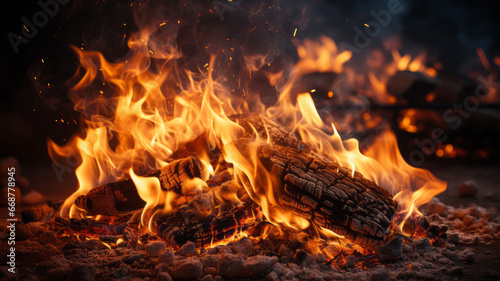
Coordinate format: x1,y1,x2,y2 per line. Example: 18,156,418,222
49,24,446,245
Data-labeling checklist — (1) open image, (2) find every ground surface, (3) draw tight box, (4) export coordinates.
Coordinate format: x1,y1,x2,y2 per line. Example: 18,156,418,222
1,158,499,280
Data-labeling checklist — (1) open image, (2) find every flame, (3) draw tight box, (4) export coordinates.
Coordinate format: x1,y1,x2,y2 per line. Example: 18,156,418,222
48,22,446,247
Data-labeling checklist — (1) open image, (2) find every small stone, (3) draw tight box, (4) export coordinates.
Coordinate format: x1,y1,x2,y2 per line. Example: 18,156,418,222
295,249,309,263
460,249,475,263
0,186,21,206
171,258,203,279
272,263,284,276
0,157,20,177
450,266,464,275
426,198,448,216
159,248,175,265
158,272,173,281
440,249,459,261
368,268,389,281
462,215,476,227
309,272,324,281
376,237,402,262
200,274,213,281
16,176,30,190
413,238,432,251
458,180,478,197
266,271,279,281
218,254,246,278
177,241,198,256
145,241,166,257
245,255,278,277
21,190,45,205
201,255,220,268
232,238,254,255
69,265,96,281
447,233,460,244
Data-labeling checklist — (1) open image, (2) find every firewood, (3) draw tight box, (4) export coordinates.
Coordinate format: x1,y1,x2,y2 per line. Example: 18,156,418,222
22,205,55,223
72,113,398,249
74,156,204,215
232,140,397,249
154,202,265,248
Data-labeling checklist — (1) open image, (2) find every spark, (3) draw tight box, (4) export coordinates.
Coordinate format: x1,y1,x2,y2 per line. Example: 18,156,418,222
41,59,44,63
159,22,166,27
293,28,297,37
328,91,333,98
310,89,316,93
364,23,369,27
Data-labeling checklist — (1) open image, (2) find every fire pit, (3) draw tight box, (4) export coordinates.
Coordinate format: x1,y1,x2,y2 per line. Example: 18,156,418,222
1,0,499,280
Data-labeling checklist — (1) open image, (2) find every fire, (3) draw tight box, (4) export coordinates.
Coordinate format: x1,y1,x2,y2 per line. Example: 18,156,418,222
48,21,446,247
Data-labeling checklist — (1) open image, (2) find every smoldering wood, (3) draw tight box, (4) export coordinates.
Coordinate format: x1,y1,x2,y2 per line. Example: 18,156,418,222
71,113,398,249
54,217,128,236
74,156,204,215
154,202,265,248
233,139,397,249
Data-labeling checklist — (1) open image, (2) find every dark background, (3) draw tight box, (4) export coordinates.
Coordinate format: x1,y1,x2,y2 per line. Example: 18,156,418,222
1,0,499,164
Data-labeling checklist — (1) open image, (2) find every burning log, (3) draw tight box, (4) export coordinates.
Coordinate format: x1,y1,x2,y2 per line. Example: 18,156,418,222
54,217,128,236
71,113,398,250
154,202,265,248
74,156,204,215
235,140,397,249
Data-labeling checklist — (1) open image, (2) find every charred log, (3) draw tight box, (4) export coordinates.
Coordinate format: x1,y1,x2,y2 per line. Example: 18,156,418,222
154,202,265,248
74,156,204,215
233,140,397,249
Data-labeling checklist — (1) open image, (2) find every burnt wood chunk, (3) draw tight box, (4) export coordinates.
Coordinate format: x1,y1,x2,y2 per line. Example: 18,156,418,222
234,140,397,249
72,113,398,249
74,156,204,215
154,202,264,248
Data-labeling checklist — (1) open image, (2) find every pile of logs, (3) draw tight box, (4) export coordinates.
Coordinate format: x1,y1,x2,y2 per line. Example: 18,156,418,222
71,113,398,250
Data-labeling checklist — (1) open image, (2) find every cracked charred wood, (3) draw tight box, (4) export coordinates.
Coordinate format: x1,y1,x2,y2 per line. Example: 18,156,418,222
74,156,204,215
233,140,398,249
154,202,264,248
